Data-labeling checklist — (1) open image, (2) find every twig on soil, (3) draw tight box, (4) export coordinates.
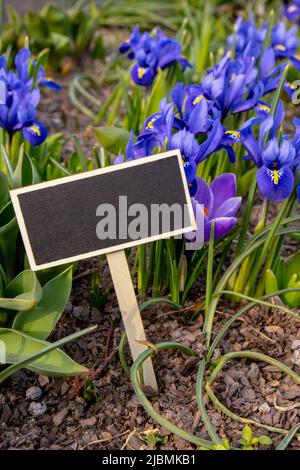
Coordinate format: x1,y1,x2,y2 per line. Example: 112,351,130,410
191,410,201,433
121,428,138,450
73,269,95,281
104,320,114,360
273,393,300,412
81,429,131,449
237,317,276,344
68,347,119,399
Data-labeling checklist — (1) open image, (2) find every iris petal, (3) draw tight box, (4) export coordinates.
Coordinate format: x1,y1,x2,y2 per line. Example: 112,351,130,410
22,120,47,146
257,165,294,201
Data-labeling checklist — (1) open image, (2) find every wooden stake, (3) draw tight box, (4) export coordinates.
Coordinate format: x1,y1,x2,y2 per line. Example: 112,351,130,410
107,250,158,390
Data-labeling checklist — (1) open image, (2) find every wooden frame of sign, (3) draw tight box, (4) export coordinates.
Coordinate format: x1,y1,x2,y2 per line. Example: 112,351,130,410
10,150,196,390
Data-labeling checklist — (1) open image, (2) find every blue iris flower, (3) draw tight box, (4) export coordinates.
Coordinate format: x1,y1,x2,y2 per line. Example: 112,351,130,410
0,48,60,146
168,129,198,193
119,26,192,86
272,22,300,70
285,1,300,23
241,104,300,201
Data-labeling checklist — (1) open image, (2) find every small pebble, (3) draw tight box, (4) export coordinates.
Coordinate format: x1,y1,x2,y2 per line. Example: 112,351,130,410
26,386,42,401
28,402,47,416
38,375,49,387
292,349,300,366
80,416,97,428
292,340,300,351
259,402,271,414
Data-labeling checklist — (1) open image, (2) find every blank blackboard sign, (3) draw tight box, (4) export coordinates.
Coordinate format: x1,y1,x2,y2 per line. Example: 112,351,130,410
10,151,195,271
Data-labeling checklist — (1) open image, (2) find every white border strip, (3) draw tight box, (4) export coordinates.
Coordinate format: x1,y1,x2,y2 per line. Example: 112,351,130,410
10,150,196,271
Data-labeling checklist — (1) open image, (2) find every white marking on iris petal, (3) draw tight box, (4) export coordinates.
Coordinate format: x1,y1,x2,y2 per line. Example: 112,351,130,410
266,168,284,185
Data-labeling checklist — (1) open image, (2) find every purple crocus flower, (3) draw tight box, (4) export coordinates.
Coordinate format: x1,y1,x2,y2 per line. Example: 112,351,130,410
186,173,242,243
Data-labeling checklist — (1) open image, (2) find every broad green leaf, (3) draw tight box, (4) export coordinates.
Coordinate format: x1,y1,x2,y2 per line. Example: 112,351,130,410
264,269,278,296
0,201,19,281
50,32,71,51
13,145,39,188
13,267,73,339
283,274,300,308
241,425,252,445
286,252,300,281
24,11,47,37
143,69,166,123
0,170,8,209
275,257,286,290
41,4,68,31
257,435,272,446
93,126,131,155
0,327,88,377
0,270,42,311
0,143,14,185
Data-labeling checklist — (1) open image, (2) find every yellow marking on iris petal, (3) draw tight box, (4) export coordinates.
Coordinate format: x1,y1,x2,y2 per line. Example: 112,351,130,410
257,103,271,113
225,130,240,139
30,124,41,136
275,44,287,52
192,95,204,106
273,170,279,185
138,67,146,79
227,50,233,58
287,81,297,90
147,118,155,129
45,76,54,82
294,53,300,61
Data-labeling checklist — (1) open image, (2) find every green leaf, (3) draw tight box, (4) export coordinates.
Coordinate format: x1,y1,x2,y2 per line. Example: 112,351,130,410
257,435,272,446
24,11,47,37
0,270,42,311
93,126,131,155
50,32,71,51
143,69,166,123
264,269,278,296
275,257,286,290
0,201,19,281
0,143,14,185
0,170,8,209
13,145,39,188
72,134,88,171
283,274,300,308
0,326,93,380
13,267,72,340
241,425,252,445
276,423,300,450
5,270,42,301
140,297,181,312
286,252,300,281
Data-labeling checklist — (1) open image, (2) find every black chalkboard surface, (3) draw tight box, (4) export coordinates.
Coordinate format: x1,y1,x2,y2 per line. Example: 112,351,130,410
10,151,195,271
